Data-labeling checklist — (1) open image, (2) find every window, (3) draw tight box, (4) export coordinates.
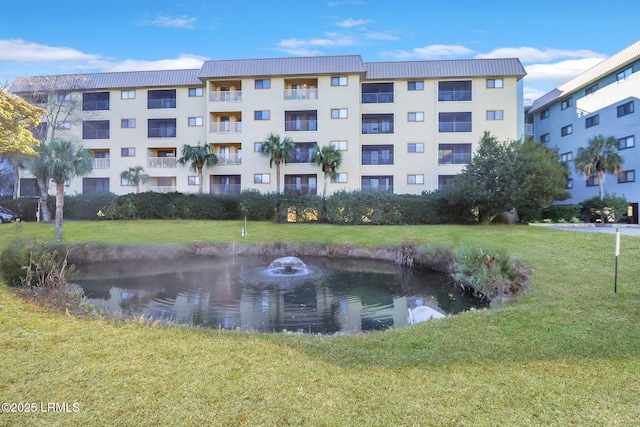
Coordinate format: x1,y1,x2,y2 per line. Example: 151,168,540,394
148,89,176,109
57,122,71,129
121,177,133,186
540,133,550,143
362,145,394,165
57,93,71,102
560,152,573,162
331,173,347,183
254,173,270,184
361,176,393,193
289,142,316,163
438,80,471,101
83,92,109,111
561,125,573,137
407,174,424,184
188,176,201,185
331,140,347,151
361,83,393,103
561,97,572,110
83,178,110,194
121,90,135,99
82,120,109,139
188,117,203,127
619,170,635,183
408,81,424,91
121,148,135,157
617,101,634,117
438,112,472,132
188,87,203,97
408,143,424,153
148,118,177,138
254,142,263,152
255,79,271,89
438,144,472,164
331,76,347,86
617,67,632,81
486,110,503,120
585,83,598,95
619,135,635,150
486,79,503,88
254,110,270,120
121,119,135,128
586,175,599,187
362,114,394,134
438,175,456,189
408,112,424,122
331,108,348,119
540,109,550,120
585,114,599,128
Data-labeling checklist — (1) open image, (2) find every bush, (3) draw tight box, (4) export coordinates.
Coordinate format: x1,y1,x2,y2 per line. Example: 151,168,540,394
64,193,118,220
543,204,582,223
578,194,628,223
0,238,70,287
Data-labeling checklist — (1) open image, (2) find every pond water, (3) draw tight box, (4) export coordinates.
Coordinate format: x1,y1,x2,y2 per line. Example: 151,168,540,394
74,255,486,334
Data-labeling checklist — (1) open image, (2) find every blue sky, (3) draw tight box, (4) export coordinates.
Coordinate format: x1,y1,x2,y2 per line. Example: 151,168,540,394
1,0,638,102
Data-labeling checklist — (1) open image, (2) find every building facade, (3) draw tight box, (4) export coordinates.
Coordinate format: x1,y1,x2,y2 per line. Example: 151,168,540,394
528,40,640,222
10,55,526,197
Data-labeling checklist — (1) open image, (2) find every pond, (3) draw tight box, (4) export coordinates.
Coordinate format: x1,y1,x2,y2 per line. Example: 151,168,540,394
74,255,486,334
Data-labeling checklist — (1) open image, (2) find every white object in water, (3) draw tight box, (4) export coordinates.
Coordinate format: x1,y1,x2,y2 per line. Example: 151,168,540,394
407,306,445,324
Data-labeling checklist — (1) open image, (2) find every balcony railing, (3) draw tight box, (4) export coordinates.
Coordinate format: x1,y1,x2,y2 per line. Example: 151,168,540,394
284,184,317,195
148,186,176,193
209,90,242,102
438,121,472,132
210,184,242,195
91,158,110,169
147,157,177,168
361,123,394,134
216,153,242,165
361,92,394,103
209,122,242,133
362,185,394,193
284,120,317,132
148,99,176,109
284,88,318,100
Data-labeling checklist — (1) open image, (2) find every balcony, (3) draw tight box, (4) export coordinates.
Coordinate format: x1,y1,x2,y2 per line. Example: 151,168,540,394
284,88,318,100
285,120,317,132
284,183,317,195
91,158,110,169
216,153,242,165
210,183,242,195
361,92,394,103
148,186,176,193
147,157,177,168
209,90,242,102
209,121,242,134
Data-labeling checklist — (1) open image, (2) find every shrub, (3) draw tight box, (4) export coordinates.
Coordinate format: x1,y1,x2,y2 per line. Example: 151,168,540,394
578,194,628,223
64,193,118,220
543,204,582,223
0,238,72,288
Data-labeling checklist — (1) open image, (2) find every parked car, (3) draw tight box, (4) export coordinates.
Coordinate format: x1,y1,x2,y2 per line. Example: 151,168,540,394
0,206,21,223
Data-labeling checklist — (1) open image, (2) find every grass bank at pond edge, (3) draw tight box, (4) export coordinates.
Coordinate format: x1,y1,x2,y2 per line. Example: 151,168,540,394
1,221,639,426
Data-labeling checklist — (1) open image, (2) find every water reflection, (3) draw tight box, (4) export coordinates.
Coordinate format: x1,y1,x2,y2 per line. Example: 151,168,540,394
74,255,486,334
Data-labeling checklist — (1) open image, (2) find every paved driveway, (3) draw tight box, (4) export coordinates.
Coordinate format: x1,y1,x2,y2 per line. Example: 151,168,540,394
532,223,640,236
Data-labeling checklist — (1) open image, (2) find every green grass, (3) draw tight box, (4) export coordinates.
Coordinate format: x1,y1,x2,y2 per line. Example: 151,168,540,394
1,220,639,426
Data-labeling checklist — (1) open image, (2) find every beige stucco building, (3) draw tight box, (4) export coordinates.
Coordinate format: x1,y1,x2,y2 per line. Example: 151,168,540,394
10,55,526,197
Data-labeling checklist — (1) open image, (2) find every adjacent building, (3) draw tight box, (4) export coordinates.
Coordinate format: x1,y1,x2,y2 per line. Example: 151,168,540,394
9,55,526,197
528,40,640,222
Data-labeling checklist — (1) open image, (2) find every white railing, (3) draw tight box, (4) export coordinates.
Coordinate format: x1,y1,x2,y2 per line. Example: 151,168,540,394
209,90,242,102
283,88,318,100
216,153,242,165
91,158,110,169
209,121,242,133
148,186,176,193
147,157,177,168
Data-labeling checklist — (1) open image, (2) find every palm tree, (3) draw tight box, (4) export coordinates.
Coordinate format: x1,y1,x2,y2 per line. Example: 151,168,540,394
311,144,342,200
22,142,53,222
47,139,92,240
120,166,149,193
259,133,295,193
177,142,217,194
574,134,624,201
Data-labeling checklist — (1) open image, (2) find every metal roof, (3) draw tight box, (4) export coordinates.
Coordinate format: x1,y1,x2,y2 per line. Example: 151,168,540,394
198,55,367,78
10,69,202,93
529,39,640,114
364,58,526,80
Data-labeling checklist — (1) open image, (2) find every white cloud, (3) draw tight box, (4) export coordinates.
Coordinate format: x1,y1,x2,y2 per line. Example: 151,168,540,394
0,39,101,63
149,15,196,29
277,33,359,56
524,57,604,84
381,44,474,60
476,46,605,63
100,54,209,72
335,18,367,28
366,32,399,41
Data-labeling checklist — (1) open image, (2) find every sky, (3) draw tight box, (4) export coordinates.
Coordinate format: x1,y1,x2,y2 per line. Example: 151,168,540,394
1,0,638,103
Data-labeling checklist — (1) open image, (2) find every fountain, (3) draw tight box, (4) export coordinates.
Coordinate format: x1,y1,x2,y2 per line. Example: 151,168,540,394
266,256,308,275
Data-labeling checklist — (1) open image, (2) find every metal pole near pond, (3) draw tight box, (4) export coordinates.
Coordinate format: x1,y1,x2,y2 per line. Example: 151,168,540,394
614,227,620,294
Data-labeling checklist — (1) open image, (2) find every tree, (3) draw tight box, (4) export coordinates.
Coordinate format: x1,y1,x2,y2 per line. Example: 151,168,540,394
259,133,295,193
574,134,624,201
0,89,44,156
311,144,343,200
177,142,218,194
120,166,149,194
22,142,54,222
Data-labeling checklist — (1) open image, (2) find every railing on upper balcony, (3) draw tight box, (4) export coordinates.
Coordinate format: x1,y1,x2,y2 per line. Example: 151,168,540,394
284,120,317,132
209,122,242,133
361,123,394,134
147,157,177,168
209,90,242,102
210,184,242,195
216,153,242,165
284,184,317,195
284,88,318,100
361,92,394,103
148,186,176,193
91,158,110,169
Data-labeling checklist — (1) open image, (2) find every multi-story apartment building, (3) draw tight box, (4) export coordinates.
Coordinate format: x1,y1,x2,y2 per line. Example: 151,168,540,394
9,55,526,197
528,40,640,222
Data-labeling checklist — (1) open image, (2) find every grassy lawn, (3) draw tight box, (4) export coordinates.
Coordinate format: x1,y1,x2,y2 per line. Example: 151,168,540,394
1,220,639,426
